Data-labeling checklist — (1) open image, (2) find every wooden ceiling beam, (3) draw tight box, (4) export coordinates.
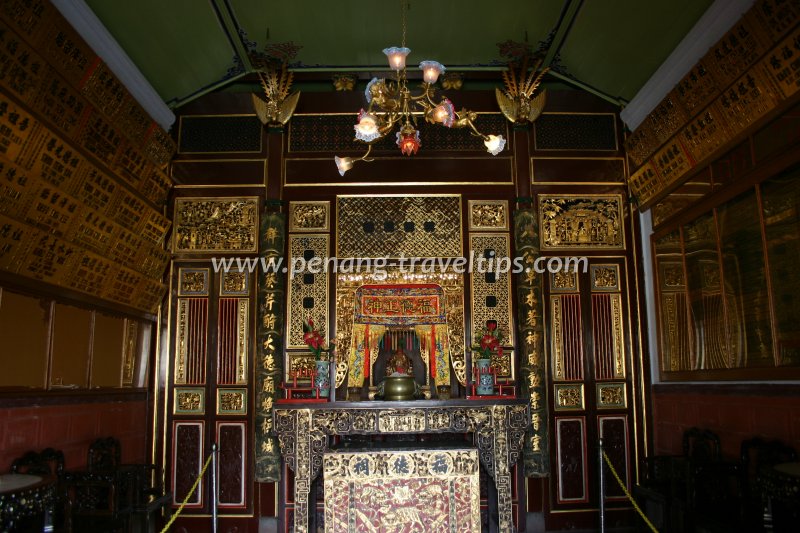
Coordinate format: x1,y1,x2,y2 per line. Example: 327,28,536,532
542,0,584,68
211,0,254,74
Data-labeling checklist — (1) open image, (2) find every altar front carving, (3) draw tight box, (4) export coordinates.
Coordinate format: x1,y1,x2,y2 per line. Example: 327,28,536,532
273,399,528,533
323,447,480,532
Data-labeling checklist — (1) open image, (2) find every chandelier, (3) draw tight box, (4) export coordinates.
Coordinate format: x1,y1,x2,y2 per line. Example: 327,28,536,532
334,1,506,176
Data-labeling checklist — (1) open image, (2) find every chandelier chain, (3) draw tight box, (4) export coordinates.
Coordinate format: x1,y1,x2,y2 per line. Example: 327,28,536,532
401,0,407,49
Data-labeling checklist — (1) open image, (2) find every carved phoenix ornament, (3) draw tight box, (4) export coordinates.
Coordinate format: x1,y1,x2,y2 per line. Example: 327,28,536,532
496,52,549,124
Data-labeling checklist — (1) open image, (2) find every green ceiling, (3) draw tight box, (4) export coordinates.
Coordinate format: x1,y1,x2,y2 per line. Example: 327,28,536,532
84,0,713,108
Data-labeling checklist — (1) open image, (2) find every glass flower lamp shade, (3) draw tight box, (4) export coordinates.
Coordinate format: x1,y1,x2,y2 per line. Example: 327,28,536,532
430,98,455,127
396,126,421,156
419,60,445,84
484,134,506,155
354,110,381,142
334,156,354,176
383,47,410,71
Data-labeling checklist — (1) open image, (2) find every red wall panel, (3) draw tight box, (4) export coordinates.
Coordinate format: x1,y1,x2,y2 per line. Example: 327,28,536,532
652,386,800,459
0,399,148,472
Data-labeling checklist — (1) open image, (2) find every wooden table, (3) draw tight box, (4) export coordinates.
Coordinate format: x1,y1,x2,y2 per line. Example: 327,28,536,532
273,399,528,533
0,473,56,532
759,461,800,532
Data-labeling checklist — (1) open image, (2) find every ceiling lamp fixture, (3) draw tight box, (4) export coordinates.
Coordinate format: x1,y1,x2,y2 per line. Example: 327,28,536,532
334,0,506,176
495,40,549,125
251,42,302,126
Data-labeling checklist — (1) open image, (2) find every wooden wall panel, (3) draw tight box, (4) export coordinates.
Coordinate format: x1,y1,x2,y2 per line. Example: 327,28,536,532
592,294,617,380
90,312,125,388
0,396,148,472
172,421,204,507
598,416,630,500
217,422,246,508
284,157,514,187
50,303,91,388
216,298,240,385
555,417,588,504
551,294,584,382
0,289,48,387
532,157,626,185
653,386,800,459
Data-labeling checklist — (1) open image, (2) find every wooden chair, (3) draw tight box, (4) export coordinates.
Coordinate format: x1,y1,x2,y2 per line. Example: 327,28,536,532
65,437,129,532
634,428,739,532
118,463,172,533
633,454,689,532
682,428,741,532
87,437,122,473
741,438,797,531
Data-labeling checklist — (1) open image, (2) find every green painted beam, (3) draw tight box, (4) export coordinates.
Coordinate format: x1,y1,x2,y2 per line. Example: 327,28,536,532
212,0,253,73
168,71,249,109
543,0,584,67
547,70,627,107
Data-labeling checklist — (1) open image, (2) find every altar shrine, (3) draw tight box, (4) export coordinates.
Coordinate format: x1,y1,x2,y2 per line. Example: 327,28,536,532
273,400,528,533
348,283,452,398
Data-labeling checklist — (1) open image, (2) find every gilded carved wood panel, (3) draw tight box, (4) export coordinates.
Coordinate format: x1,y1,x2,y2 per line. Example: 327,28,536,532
539,195,625,250
289,201,329,232
468,200,509,231
469,233,515,378
173,197,259,253
336,195,462,258
286,234,329,349
336,269,466,387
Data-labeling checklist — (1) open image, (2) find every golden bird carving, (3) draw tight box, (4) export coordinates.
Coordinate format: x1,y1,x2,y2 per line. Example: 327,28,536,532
252,68,300,126
496,56,549,124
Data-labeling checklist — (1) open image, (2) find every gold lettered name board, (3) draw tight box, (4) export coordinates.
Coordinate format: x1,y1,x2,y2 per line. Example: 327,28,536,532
323,448,480,532
0,211,165,312
624,0,800,209
0,153,169,313
513,207,550,477
0,3,175,171
0,105,170,314
0,30,174,204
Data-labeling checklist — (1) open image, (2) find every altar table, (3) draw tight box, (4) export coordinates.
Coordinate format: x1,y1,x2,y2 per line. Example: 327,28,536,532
760,461,800,531
273,398,529,533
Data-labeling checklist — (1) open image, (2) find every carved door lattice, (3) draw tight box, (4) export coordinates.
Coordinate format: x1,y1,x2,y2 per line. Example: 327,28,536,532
547,259,634,512
167,267,253,516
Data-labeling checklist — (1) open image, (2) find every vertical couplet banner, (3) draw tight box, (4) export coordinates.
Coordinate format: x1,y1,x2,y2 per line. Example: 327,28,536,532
255,210,285,482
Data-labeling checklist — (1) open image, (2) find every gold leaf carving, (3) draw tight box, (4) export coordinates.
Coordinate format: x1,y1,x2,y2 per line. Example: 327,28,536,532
178,392,201,411
290,201,329,231
556,385,583,409
337,196,462,258
222,272,248,294
591,266,618,289
220,391,244,412
173,197,258,252
539,195,624,249
469,200,508,230
551,271,577,291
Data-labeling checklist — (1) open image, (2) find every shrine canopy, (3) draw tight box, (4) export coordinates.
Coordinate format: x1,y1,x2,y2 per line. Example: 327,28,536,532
355,284,446,325
349,284,451,387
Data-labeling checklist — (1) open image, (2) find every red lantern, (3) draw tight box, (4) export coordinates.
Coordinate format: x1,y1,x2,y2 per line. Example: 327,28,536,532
396,128,420,156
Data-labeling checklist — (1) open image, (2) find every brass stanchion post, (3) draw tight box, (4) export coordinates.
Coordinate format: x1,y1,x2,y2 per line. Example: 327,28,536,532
599,438,606,533
212,443,218,533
